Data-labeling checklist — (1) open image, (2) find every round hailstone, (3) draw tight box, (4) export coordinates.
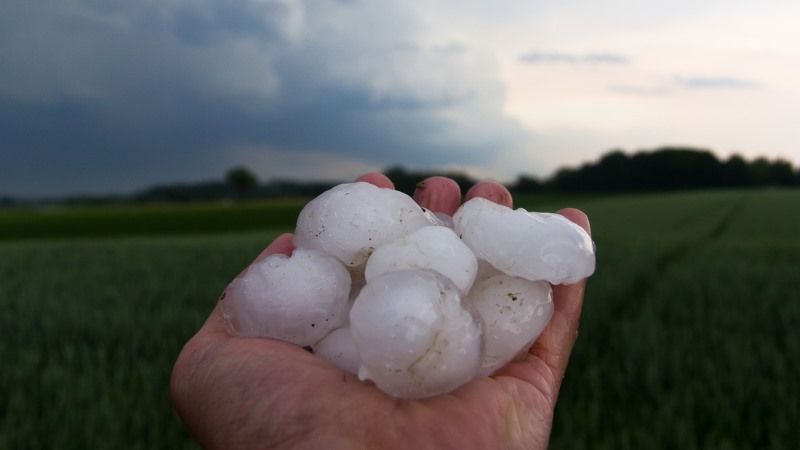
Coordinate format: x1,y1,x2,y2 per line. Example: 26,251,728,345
365,226,478,294
294,182,432,267
454,197,595,284
222,249,351,347
350,270,482,399
467,274,553,376
313,328,361,375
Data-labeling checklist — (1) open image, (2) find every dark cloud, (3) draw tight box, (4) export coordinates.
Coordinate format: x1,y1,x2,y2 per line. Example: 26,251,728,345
674,75,760,89
519,51,629,65
0,0,527,196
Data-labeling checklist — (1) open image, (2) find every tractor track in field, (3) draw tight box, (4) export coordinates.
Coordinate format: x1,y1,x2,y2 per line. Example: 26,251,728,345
596,195,747,338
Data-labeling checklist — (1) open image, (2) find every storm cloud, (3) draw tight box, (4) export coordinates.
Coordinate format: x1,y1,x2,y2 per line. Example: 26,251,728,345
0,0,527,196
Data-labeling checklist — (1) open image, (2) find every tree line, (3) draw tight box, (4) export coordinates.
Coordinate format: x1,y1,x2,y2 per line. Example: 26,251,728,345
67,147,800,203
5,147,799,205
541,147,799,193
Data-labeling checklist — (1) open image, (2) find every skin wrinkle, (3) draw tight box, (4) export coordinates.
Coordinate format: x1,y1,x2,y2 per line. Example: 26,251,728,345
171,172,591,450
503,385,525,446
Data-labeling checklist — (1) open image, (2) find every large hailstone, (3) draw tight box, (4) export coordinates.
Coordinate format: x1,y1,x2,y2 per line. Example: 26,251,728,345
365,226,478,294
313,328,361,375
294,182,432,267
350,270,482,399
222,248,351,347
467,274,553,376
454,197,595,284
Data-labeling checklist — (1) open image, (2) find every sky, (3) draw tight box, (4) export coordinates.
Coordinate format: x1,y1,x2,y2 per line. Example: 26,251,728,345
1,0,799,197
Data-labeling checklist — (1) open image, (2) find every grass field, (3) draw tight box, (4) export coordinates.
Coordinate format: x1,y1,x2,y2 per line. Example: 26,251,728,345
0,199,306,240
1,189,799,449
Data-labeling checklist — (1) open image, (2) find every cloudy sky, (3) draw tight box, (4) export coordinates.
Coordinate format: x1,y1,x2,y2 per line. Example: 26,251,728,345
2,0,799,196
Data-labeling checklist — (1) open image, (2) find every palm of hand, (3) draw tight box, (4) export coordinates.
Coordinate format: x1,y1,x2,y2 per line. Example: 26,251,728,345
171,175,590,450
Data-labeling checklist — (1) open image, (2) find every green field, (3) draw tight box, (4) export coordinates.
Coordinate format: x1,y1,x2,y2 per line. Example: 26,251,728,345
1,189,799,449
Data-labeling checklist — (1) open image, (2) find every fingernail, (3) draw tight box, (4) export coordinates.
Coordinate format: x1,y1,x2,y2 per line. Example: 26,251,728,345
413,181,432,205
413,177,462,215
465,182,513,208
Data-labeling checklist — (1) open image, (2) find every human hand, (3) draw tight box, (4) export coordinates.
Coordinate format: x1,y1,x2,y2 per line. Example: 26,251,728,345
171,173,591,450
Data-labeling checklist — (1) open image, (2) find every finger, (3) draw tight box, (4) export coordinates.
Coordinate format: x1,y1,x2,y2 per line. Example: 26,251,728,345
525,280,586,381
253,232,295,263
356,172,395,189
465,181,513,208
412,176,462,216
557,207,591,235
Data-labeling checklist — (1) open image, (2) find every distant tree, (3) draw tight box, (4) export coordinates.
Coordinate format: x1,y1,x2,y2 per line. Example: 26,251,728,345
748,158,772,186
512,174,543,193
594,150,630,190
226,167,259,198
382,166,477,196
551,147,731,192
551,167,583,192
747,157,794,186
383,166,416,194
766,159,795,186
723,154,750,187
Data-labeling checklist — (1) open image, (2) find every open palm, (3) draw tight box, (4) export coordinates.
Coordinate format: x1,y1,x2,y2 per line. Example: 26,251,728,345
171,173,591,450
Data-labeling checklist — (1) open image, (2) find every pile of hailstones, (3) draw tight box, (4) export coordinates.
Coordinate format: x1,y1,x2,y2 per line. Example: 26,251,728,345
222,182,595,399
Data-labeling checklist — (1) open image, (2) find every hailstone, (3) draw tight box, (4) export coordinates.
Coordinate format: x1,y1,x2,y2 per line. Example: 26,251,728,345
294,182,432,267
350,270,482,399
222,248,351,346
454,197,595,284
313,327,361,375
365,226,478,294
467,274,553,376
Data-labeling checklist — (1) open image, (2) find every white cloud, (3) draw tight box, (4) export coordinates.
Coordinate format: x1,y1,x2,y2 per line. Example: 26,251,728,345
519,51,629,65
674,75,761,89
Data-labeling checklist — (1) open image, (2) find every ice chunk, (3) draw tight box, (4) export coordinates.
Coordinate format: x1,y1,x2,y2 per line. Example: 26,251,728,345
467,274,553,376
454,197,595,284
294,182,432,267
222,249,351,347
350,270,482,399
313,327,361,375
422,208,455,229
365,226,478,294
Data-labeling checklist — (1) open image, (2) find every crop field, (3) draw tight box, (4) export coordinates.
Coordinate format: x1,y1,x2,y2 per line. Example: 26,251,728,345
1,189,798,449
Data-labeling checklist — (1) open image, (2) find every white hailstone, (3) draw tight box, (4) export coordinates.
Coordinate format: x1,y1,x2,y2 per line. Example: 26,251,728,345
350,270,482,399
222,248,351,347
467,274,553,376
313,328,361,375
454,197,595,284
365,226,478,294
422,208,455,229
294,182,432,267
